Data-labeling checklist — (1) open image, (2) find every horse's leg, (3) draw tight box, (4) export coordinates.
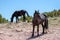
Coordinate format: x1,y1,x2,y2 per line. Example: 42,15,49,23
32,25,35,37
42,23,45,34
18,18,19,21
37,25,39,36
23,15,26,22
16,16,18,23
17,17,19,23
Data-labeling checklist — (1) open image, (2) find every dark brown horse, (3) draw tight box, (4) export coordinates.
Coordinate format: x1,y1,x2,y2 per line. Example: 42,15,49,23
11,10,29,23
32,10,48,37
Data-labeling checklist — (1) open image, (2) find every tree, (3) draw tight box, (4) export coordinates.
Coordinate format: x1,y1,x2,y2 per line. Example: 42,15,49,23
0,14,2,23
43,9,60,17
0,14,8,23
57,9,60,16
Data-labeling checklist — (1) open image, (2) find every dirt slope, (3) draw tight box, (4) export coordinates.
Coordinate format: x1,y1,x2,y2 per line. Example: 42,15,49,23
0,17,60,40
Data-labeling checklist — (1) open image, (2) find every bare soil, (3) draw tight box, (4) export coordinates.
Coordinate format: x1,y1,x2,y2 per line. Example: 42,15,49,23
0,17,60,40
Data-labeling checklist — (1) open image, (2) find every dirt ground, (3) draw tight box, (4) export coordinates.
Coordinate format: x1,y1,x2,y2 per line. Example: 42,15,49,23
0,17,60,40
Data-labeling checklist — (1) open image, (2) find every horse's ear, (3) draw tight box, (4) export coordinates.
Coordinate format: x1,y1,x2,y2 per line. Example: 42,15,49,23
37,10,40,14
35,10,37,13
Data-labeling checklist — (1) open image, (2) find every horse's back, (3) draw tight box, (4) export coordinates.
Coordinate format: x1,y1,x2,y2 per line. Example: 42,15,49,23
39,14,47,20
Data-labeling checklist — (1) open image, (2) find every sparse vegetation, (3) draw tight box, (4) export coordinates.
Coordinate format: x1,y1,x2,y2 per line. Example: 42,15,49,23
43,9,60,17
20,16,32,22
0,10,60,40
0,14,8,23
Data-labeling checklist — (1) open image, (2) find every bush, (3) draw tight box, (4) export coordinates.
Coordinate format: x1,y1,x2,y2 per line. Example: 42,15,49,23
20,16,32,22
0,14,8,23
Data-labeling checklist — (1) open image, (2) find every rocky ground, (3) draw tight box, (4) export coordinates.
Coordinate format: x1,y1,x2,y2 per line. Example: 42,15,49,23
0,17,60,40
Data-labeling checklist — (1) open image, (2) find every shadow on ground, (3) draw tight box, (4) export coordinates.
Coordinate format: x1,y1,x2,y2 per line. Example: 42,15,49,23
27,33,45,40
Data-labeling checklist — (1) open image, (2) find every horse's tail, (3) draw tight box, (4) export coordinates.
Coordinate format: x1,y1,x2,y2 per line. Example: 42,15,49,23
45,18,48,29
44,14,48,29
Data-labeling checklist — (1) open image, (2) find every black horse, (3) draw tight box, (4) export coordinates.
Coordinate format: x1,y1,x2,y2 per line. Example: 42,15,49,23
32,10,48,37
11,10,29,23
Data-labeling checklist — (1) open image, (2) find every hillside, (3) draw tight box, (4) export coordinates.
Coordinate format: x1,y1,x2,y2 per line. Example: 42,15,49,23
0,17,60,40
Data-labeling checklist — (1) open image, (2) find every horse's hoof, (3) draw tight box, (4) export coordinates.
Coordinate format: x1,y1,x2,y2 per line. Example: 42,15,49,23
37,34,39,36
44,32,47,34
41,32,45,35
42,32,44,34
42,32,47,34
31,36,34,38
31,34,34,38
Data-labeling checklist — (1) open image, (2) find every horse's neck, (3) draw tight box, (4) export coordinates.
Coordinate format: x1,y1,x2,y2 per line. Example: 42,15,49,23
34,16,41,20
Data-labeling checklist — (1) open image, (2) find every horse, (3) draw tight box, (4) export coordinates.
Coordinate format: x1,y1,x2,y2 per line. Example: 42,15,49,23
11,10,29,23
32,10,48,37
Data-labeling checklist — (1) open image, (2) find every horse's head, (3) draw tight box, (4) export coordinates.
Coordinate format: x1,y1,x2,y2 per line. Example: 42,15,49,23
32,10,42,25
10,11,16,23
34,10,40,18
